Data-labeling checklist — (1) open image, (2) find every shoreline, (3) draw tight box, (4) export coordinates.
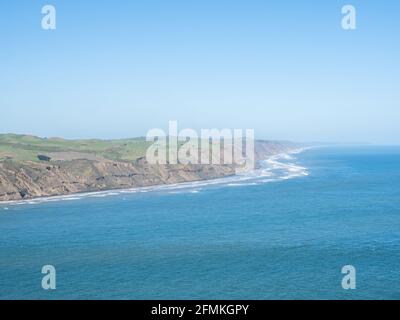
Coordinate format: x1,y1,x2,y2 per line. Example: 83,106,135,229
0,147,311,207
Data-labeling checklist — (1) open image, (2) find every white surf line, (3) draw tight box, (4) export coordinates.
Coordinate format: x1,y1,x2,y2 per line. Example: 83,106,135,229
260,148,310,180
0,148,311,207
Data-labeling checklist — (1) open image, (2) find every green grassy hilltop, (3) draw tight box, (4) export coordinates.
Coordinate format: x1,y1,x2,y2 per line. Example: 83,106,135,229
0,133,302,201
0,133,301,165
0,134,151,162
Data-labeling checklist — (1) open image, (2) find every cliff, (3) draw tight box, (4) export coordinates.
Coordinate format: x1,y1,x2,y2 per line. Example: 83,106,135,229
0,135,300,202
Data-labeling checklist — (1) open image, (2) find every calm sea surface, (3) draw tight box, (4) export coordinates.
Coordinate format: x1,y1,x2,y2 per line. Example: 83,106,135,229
1,146,400,299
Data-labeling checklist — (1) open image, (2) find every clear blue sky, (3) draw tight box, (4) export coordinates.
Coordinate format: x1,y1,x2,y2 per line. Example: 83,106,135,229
1,0,399,143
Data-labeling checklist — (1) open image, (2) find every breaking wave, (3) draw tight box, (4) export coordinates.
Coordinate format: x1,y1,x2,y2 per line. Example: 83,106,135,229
1,149,309,207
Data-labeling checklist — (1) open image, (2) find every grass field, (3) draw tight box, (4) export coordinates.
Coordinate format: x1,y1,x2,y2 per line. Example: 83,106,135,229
0,133,290,164
0,134,152,162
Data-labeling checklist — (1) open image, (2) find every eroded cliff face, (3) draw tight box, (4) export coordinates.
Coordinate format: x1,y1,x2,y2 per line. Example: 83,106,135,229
0,140,301,202
0,159,236,202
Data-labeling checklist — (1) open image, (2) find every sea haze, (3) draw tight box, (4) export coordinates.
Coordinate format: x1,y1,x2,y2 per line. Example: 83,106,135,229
0,146,400,299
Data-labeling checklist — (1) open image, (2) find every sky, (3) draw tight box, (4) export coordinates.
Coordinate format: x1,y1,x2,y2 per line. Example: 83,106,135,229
0,0,399,143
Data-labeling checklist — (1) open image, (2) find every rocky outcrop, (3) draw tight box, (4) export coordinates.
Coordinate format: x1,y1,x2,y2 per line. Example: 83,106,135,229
0,140,301,202
0,160,236,201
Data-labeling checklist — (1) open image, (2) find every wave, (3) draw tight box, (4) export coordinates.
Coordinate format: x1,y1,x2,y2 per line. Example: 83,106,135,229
1,148,310,207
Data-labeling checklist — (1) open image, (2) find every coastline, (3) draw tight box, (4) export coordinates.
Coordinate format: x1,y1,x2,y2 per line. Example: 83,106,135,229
0,147,310,207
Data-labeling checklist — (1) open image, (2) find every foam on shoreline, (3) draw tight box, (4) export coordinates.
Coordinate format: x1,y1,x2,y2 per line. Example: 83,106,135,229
0,148,310,207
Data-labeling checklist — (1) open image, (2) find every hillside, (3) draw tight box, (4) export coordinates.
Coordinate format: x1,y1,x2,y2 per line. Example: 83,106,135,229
0,134,301,202
0,134,151,163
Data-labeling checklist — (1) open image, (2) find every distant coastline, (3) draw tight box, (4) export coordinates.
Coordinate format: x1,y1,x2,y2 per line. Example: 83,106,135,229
0,147,309,206
0,134,305,203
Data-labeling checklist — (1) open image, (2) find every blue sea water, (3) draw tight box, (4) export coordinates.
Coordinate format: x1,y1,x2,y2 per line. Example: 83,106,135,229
1,146,400,300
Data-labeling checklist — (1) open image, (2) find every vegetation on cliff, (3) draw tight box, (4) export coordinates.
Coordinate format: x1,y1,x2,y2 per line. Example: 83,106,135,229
0,134,300,201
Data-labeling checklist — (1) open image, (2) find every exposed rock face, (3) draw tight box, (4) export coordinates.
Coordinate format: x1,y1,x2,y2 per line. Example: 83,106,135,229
0,140,300,202
0,160,236,201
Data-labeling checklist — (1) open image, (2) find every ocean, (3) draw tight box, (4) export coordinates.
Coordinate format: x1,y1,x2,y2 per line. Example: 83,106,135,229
1,146,400,299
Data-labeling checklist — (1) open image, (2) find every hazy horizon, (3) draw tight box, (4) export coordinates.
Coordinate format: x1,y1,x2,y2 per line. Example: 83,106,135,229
1,1,399,144
1,131,396,147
